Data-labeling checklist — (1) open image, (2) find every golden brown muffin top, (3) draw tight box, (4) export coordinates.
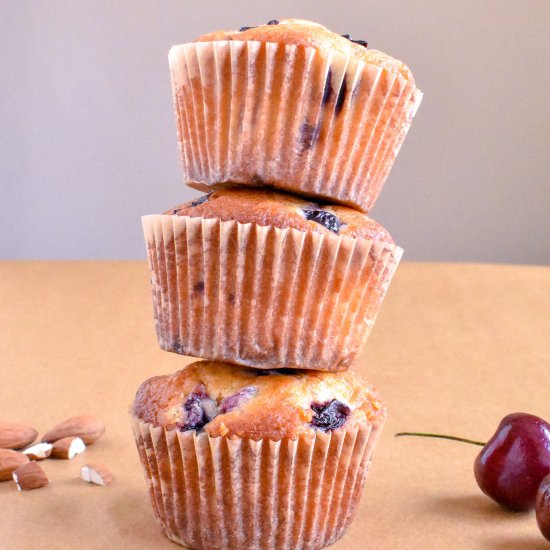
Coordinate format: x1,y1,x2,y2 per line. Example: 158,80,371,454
195,18,414,83
166,187,393,242
133,361,386,440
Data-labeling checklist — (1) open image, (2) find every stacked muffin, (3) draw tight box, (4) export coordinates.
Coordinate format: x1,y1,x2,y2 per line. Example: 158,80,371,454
132,19,422,550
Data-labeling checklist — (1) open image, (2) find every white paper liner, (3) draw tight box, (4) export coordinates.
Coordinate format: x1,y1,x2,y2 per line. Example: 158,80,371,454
143,215,403,371
169,41,422,212
131,416,384,550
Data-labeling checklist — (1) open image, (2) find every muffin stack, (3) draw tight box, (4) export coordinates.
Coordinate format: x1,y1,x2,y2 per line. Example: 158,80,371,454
132,19,422,550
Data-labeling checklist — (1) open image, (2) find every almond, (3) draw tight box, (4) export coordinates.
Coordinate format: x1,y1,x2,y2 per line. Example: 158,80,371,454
0,422,38,450
13,461,49,491
23,442,53,461
81,464,113,486
0,449,30,481
41,415,105,445
51,436,86,459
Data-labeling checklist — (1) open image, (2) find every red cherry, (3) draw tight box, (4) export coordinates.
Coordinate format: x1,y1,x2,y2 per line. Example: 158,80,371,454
536,474,550,541
396,412,550,511
474,413,550,511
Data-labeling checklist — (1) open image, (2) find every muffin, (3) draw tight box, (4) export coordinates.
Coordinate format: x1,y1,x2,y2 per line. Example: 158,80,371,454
142,187,402,371
169,18,422,212
131,361,387,550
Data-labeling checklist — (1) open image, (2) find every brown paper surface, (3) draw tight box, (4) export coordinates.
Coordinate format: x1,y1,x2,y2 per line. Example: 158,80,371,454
1,261,549,549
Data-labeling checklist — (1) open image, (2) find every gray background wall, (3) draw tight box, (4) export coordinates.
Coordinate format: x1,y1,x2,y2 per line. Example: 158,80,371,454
2,0,549,263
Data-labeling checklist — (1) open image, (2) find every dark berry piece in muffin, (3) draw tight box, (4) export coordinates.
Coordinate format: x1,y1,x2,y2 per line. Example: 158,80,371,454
266,20,279,25
322,69,333,105
303,209,342,233
193,281,205,294
190,192,212,207
299,121,321,150
321,69,347,115
220,386,258,413
178,384,218,431
341,33,368,48
310,399,351,431
336,76,347,114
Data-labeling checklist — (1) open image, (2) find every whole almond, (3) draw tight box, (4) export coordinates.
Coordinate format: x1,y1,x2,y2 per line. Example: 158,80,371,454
13,461,49,491
0,422,38,450
41,415,105,445
0,449,30,481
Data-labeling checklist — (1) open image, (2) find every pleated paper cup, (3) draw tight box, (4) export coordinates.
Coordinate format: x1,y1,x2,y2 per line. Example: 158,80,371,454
142,215,403,371
131,416,384,550
169,40,422,212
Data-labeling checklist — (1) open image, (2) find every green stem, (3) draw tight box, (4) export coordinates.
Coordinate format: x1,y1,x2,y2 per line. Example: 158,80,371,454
395,432,485,446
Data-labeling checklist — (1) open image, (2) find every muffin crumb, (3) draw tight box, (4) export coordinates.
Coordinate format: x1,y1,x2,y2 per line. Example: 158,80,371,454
133,361,386,440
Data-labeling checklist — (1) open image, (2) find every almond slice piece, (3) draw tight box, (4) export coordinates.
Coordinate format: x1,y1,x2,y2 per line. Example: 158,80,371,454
0,449,29,481
41,415,105,445
0,422,38,450
23,442,53,461
81,464,113,486
51,437,86,459
13,461,49,491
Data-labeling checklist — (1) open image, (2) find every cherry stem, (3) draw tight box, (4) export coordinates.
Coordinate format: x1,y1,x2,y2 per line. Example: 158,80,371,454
395,432,485,446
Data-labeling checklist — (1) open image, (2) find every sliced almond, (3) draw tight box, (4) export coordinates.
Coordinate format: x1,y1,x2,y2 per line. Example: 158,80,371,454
41,415,105,445
51,437,86,459
22,442,53,461
0,422,38,450
80,464,113,486
13,461,49,491
0,449,30,481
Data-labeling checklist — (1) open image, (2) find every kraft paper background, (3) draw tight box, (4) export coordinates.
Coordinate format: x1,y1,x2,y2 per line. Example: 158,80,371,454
1,261,549,549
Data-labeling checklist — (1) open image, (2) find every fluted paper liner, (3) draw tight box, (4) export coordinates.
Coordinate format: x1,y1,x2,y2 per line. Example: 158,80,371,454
131,416,384,550
143,215,403,371
169,41,422,212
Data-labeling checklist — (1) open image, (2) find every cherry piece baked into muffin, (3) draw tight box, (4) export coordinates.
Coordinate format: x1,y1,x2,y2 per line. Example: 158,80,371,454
131,361,387,550
169,18,422,212
142,187,402,371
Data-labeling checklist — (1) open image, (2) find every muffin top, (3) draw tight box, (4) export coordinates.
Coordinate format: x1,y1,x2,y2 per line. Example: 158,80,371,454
166,187,393,242
196,18,413,83
133,361,386,440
